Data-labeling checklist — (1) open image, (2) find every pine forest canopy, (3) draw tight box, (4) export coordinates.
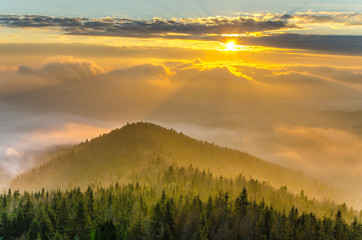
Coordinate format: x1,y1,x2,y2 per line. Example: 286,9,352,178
3,122,362,239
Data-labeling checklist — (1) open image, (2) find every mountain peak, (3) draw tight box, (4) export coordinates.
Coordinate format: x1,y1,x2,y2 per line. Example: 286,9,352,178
11,122,340,204
117,121,178,136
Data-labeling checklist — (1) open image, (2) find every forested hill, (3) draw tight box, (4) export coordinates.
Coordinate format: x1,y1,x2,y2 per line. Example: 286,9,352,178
1,166,361,239
7,122,362,239
11,122,341,202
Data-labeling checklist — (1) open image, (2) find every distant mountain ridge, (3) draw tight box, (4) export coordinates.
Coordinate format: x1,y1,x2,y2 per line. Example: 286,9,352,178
10,122,344,203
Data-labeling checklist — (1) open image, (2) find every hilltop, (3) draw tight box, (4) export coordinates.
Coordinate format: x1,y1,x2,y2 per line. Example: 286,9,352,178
11,122,343,203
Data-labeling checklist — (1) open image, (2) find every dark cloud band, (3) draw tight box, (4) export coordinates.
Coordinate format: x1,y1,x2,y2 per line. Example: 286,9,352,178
239,34,362,54
0,14,290,37
1,14,362,54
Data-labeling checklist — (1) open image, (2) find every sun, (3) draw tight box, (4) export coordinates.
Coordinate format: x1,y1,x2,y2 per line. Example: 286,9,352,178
220,41,248,51
225,41,237,51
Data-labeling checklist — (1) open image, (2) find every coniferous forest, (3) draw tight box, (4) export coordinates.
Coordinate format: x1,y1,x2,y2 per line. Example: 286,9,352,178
1,165,361,240
1,123,362,239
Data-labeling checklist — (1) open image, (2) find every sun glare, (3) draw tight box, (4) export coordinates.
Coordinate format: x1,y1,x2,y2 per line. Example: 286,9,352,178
221,41,248,51
225,41,237,51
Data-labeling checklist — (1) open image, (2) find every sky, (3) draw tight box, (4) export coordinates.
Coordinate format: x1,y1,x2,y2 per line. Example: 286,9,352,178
1,0,362,208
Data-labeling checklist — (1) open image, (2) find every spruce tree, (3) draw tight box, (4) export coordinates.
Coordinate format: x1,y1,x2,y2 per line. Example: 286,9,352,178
28,218,42,240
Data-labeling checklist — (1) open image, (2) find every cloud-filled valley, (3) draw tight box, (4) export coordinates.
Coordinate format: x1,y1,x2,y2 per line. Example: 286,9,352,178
1,51,362,209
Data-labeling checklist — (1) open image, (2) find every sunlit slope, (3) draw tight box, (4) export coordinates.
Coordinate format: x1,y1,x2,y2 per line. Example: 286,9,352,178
11,122,338,201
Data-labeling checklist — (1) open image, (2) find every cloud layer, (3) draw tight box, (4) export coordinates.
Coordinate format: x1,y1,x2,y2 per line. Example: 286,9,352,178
0,14,291,37
1,48,362,207
1,12,362,54
239,34,362,54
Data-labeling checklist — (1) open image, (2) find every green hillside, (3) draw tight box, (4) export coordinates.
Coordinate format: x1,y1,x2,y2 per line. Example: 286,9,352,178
5,122,362,239
11,122,345,203
2,165,361,239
